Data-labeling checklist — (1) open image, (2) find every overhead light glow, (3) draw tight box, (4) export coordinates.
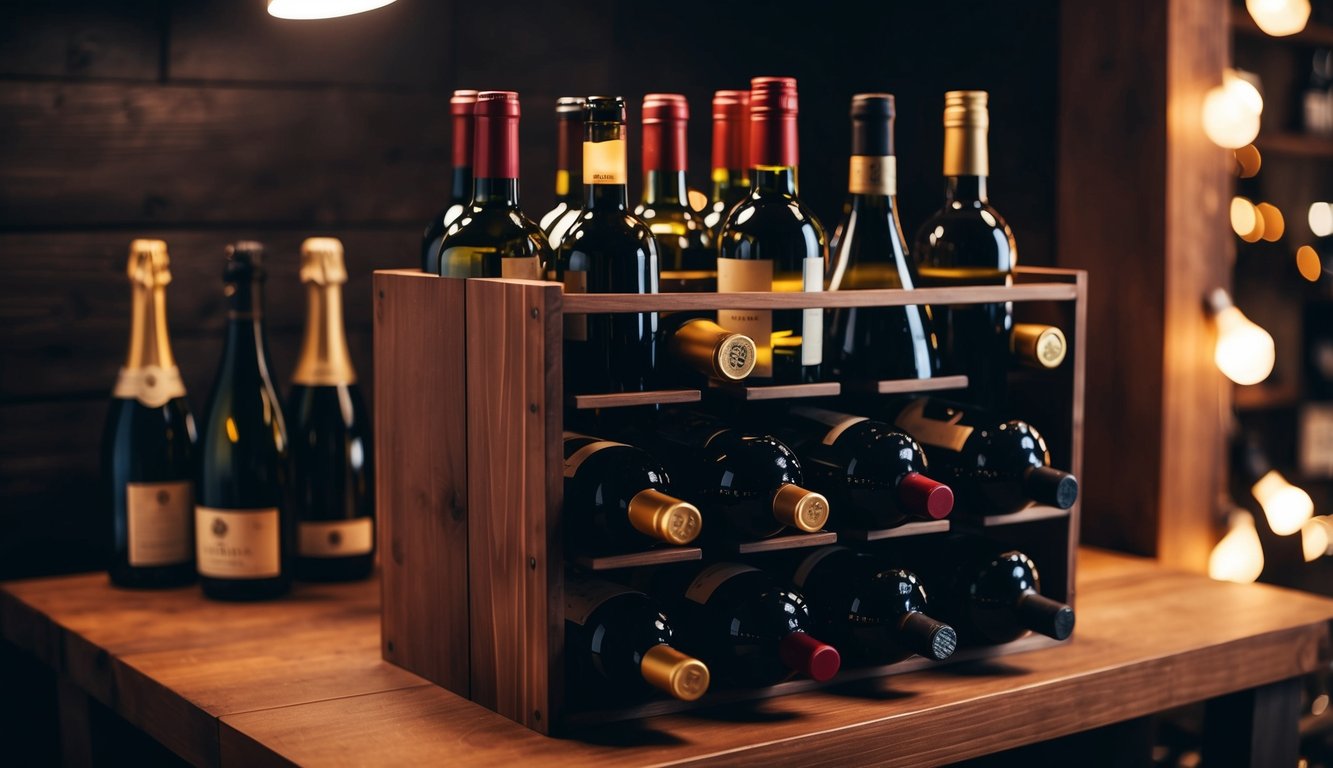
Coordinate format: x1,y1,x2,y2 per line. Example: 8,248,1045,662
1231,197,1262,240
1247,0,1311,36
1256,202,1285,242
1253,469,1315,535
1208,288,1276,386
1298,245,1324,282
1209,510,1265,583
1301,517,1332,561
1203,70,1264,149
1310,202,1333,237
268,0,398,20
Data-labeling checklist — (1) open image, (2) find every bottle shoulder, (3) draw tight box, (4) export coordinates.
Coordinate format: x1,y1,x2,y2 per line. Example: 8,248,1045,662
441,204,552,253
559,209,660,255
719,191,827,260
913,201,1017,271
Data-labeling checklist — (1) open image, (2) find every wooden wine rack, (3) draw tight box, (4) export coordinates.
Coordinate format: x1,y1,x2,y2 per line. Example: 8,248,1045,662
373,266,1086,735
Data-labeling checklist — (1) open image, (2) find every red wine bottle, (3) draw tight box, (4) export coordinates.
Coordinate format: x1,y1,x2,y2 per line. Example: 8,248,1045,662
892,396,1078,514
788,546,956,664
539,96,584,249
647,562,840,686
422,89,478,273
563,432,702,551
634,93,714,290
703,89,751,239
565,574,710,701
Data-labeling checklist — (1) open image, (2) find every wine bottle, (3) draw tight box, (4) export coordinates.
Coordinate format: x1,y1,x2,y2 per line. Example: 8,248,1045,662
103,239,197,588
555,96,661,394
1010,323,1067,370
563,432,702,551
717,76,827,384
288,238,374,582
788,546,956,664
907,536,1074,645
703,89,751,239
913,91,1017,409
892,397,1078,514
827,93,939,381
196,242,292,600
539,96,584,249
633,93,714,290
436,91,551,279
647,562,840,686
662,313,757,383
565,574,710,701
422,89,478,273
777,404,952,528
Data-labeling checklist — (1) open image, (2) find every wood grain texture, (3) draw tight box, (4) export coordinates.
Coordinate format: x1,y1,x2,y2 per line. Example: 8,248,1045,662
0,1,163,81
572,389,701,410
841,519,951,542
575,548,703,571
709,381,842,401
732,531,838,554
374,271,471,696
464,277,563,733
562,283,1079,313
847,374,969,395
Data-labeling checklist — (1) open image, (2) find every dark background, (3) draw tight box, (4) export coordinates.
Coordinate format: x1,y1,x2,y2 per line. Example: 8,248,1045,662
0,0,1058,580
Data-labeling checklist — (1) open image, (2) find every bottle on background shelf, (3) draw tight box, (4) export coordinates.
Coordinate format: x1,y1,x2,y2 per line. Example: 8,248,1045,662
1010,323,1068,370
540,96,585,249
634,93,714,290
196,242,292,601
288,238,374,582
827,93,939,382
555,96,661,394
565,573,710,702
913,90,1017,410
103,239,197,588
703,89,751,239
787,546,956,665
661,312,758,384
891,396,1078,515
422,89,478,273
717,76,827,384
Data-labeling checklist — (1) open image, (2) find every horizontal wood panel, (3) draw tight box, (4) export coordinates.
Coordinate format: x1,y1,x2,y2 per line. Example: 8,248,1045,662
0,1,163,81
559,283,1081,312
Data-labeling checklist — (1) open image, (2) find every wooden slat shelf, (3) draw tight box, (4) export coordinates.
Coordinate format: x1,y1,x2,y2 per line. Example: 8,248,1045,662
570,388,701,409
840,519,952,542
557,282,1080,313
732,530,839,554
573,547,702,571
980,504,1073,527
843,374,969,395
708,380,841,400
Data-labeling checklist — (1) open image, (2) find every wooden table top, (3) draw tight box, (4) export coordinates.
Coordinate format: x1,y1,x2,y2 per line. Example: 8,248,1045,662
4,548,1333,767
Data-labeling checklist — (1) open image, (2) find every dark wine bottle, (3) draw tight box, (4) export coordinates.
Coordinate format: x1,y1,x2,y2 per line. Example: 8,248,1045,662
288,238,374,582
913,91,1017,409
555,96,661,394
436,91,551,279
563,432,702,551
103,239,197,588
827,93,939,381
422,89,478,273
717,76,827,384
540,96,585,250
892,397,1078,515
647,562,840,686
703,89,751,239
633,93,714,290
662,313,757,383
196,242,292,601
778,404,952,528
788,546,956,664
565,574,710,701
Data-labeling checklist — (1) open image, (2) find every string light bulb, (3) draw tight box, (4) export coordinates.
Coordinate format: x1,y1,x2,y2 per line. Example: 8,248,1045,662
1246,0,1311,36
1208,510,1265,583
1301,516,1333,561
1207,288,1275,385
1252,469,1315,535
1202,69,1264,149
268,0,397,19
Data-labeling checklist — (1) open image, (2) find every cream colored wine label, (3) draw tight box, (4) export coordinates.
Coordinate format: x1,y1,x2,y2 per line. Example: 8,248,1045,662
563,439,627,478
126,481,193,567
195,507,281,579
563,270,588,341
685,563,759,605
565,577,636,626
717,258,774,377
298,518,373,558
501,256,542,280
894,398,974,453
584,139,627,185
849,155,896,196
114,365,186,409
801,257,823,366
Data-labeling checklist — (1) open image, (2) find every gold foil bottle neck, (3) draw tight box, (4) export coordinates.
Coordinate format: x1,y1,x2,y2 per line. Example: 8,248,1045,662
670,318,758,381
1011,323,1068,369
771,483,829,532
942,90,989,178
627,488,703,545
127,239,171,288
640,644,710,701
300,237,348,286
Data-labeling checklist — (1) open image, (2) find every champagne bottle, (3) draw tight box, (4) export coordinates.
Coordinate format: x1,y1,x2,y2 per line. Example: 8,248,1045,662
647,562,840,686
788,546,956,664
913,91,1017,409
436,91,551,279
565,574,710,701
103,239,197,588
288,238,374,582
662,313,757,383
892,396,1078,514
827,93,939,381
422,89,478,273
717,76,827,384
539,96,585,250
703,89,751,239
555,96,661,394
633,93,714,290
563,432,703,551
778,405,952,528
196,242,292,600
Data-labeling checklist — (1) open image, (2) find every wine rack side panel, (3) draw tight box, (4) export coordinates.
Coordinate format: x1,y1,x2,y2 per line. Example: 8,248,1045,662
374,270,471,696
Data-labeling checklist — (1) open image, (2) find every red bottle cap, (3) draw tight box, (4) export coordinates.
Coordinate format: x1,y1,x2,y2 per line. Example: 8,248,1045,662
712,90,750,171
642,93,689,173
450,89,479,168
749,76,798,169
778,632,840,682
473,91,520,180
898,472,954,520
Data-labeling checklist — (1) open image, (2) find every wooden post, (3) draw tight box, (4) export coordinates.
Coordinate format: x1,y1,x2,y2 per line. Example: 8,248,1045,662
1202,676,1302,767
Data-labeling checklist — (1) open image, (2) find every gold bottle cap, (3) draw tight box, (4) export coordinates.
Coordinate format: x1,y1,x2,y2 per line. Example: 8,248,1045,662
127,239,171,287
670,318,758,381
771,483,829,533
942,90,989,178
300,237,348,286
1011,323,1067,369
713,332,758,380
943,90,989,128
627,488,703,545
641,644,710,701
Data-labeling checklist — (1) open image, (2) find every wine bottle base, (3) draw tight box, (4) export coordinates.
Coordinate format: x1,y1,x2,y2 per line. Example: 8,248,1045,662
109,562,197,589
295,554,374,582
200,575,291,601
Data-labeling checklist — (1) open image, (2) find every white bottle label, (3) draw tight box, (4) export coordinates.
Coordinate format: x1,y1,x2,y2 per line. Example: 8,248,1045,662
565,577,637,626
126,481,193,567
195,507,281,579
801,256,824,366
684,562,759,605
717,258,774,377
113,365,186,409
298,518,373,558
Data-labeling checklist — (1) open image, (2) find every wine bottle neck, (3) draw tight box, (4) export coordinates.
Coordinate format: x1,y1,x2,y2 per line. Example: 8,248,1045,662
124,283,177,372
751,166,797,195
711,169,749,205
643,170,689,206
945,175,989,204
293,282,356,386
472,177,521,206
450,166,472,205
222,280,270,371
587,183,628,210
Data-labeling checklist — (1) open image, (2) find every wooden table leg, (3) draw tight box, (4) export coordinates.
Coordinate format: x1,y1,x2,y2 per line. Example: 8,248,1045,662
1202,675,1303,768
56,673,93,768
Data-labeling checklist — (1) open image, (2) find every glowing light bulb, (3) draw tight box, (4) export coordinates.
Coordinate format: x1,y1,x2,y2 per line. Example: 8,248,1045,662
1231,197,1263,241
1256,202,1285,241
1203,70,1264,149
1301,517,1332,561
1298,245,1324,282
1310,202,1333,237
1209,510,1265,583
1253,469,1314,535
1208,289,1275,385
268,0,398,19
1247,0,1311,36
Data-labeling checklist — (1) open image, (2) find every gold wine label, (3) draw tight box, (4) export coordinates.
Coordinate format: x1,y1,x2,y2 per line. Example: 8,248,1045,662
298,518,373,558
555,169,570,198
562,270,589,341
641,644,710,702
849,155,896,196
195,507,281,579
772,483,829,532
583,139,627,185
894,398,973,453
126,481,193,567
627,488,703,545
114,365,186,408
717,258,774,377
1011,324,1067,369
943,90,989,178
